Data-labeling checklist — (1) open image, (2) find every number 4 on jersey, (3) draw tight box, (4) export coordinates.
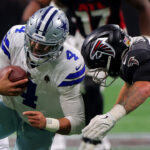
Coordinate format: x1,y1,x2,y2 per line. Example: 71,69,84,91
21,79,37,109
66,50,79,61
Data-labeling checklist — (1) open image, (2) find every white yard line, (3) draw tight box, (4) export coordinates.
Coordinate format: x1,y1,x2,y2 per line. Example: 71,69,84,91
8,133,150,149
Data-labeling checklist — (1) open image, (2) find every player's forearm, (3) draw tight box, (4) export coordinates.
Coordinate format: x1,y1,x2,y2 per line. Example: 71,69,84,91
45,117,71,135
115,82,131,105
117,81,150,113
46,117,85,135
57,118,71,134
107,83,129,122
108,81,150,123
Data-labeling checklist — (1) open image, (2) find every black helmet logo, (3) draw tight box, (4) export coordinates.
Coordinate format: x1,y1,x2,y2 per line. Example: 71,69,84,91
90,38,116,60
127,56,139,67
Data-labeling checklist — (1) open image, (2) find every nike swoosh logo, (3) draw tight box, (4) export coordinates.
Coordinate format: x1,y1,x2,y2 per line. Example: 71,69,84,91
76,65,81,71
104,115,109,119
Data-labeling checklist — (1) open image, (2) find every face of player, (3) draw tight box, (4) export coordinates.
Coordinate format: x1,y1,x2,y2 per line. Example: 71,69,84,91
30,40,55,57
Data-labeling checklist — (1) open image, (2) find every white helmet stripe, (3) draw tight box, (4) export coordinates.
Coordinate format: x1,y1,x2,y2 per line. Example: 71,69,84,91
36,6,58,35
42,9,58,36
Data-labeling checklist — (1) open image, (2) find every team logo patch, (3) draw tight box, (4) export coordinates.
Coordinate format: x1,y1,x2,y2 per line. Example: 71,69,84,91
58,19,68,32
123,36,130,47
128,56,139,67
90,38,115,60
44,75,50,83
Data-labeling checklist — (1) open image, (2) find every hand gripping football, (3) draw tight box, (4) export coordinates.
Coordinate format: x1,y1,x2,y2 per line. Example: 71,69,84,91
0,65,28,87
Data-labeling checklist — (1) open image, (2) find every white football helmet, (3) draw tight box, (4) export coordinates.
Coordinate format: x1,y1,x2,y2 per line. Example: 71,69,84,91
24,6,69,67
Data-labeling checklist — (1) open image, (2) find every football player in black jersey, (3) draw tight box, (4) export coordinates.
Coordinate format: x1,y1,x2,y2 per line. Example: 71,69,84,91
79,24,150,149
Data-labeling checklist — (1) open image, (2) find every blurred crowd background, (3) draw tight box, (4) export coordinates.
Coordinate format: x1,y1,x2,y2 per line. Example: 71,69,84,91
0,0,145,41
0,0,28,41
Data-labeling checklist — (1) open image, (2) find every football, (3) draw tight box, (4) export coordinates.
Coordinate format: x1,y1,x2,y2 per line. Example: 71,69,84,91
0,65,28,86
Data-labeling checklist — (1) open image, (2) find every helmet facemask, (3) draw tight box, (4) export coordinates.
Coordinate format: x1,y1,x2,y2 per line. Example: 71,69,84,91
24,34,63,67
87,56,117,87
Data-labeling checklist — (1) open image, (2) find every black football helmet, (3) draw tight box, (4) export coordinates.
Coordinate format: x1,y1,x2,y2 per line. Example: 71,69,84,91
81,24,131,86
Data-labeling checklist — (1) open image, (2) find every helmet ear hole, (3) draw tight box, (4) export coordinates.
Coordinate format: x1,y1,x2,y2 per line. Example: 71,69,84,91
108,29,121,44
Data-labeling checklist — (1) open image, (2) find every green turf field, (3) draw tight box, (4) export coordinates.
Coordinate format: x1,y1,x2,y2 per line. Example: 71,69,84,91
103,77,150,133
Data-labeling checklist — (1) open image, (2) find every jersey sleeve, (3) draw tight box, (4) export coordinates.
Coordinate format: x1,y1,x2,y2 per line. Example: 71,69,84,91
132,61,150,82
121,48,150,84
0,25,25,69
58,64,85,87
51,43,86,134
0,29,12,68
57,45,85,87
58,84,85,135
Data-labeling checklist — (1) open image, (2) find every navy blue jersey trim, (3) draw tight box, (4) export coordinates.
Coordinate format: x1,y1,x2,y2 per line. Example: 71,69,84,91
1,36,10,59
4,35,9,48
66,65,85,79
59,75,85,87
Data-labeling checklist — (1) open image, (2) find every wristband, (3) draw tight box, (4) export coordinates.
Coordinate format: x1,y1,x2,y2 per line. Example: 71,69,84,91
109,104,126,122
45,118,60,132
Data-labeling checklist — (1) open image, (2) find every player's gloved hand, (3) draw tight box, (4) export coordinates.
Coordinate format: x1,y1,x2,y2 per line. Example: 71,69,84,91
82,113,115,141
78,104,126,150
81,104,127,142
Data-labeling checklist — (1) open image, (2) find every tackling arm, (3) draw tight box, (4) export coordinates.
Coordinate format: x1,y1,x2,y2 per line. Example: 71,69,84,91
104,81,150,126
103,81,150,128
115,82,131,105
115,81,150,113
81,81,150,142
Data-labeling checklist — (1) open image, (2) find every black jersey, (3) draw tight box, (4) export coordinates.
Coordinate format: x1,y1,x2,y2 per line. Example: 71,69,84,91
57,0,126,37
120,36,150,85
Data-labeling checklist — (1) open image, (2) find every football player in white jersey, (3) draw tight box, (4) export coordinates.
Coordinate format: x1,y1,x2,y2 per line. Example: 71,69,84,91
0,6,85,150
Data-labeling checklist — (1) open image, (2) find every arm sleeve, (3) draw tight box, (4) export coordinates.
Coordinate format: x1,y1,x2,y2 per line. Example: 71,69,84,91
0,31,12,69
0,25,24,69
58,84,85,135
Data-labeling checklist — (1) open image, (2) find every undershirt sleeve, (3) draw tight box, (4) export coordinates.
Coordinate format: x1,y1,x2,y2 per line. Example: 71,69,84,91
58,84,85,134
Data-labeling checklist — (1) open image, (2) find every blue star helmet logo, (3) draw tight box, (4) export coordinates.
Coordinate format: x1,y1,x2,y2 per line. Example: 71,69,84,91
58,19,68,32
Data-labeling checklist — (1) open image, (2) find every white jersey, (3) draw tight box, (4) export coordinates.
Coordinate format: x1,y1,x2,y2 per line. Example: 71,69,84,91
0,25,85,134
